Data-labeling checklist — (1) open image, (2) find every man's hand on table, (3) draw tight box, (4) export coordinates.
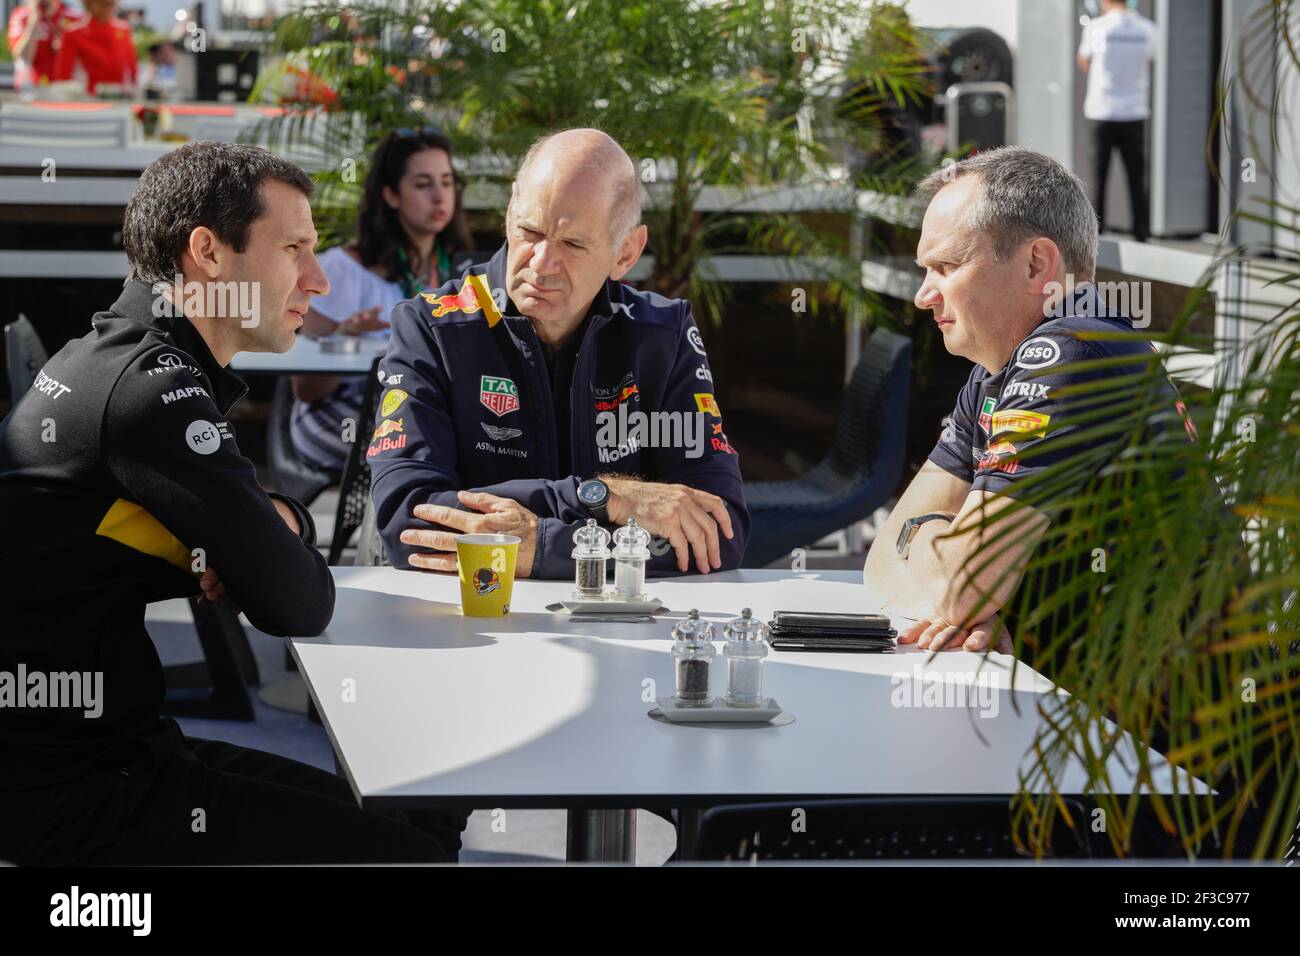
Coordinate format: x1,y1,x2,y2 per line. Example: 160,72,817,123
897,613,1013,655
399,492,538,577
602,475,733,575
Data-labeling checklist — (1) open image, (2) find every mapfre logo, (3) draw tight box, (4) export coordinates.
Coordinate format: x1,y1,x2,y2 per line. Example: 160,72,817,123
161,385,208,405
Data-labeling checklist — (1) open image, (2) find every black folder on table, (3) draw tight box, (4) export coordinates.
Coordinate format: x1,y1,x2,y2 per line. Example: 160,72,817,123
766,610,896,652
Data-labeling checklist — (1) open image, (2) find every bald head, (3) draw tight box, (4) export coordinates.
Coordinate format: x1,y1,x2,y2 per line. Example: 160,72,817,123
515,129,643,243
503,128,649,349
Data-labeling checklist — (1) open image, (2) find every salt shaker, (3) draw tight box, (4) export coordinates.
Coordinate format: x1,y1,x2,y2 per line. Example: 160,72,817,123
571,518,611,600
722,608,769,706
611,517,651,602
671,609,716,705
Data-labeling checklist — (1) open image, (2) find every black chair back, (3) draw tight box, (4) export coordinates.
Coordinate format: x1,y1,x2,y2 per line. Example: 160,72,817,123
822,327,911,485
693,796,1094,861
740,327,912,567
328,357,385,565
5,315,47,408
267,375,334,508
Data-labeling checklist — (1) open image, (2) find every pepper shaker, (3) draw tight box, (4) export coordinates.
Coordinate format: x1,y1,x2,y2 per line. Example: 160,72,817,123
722,608,769,706
671,609,716,705
570,518,611,600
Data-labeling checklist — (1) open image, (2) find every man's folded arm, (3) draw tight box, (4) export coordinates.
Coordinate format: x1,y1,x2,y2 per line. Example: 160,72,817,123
103,359,334,637
862,460,972,616
910,488,1048,625
903,335,1114,625
375,462,584,572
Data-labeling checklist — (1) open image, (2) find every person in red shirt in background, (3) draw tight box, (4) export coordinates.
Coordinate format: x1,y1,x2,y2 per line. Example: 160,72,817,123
56,0,138,94
6,0,72,91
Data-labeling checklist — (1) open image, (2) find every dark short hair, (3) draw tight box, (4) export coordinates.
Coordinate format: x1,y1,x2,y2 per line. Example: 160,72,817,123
913,146,1098,281
354,128,473,283
123,141,315,285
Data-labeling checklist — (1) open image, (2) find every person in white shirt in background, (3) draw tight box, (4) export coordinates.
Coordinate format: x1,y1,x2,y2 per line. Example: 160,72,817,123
289,127,474,475
1077,0,1157,243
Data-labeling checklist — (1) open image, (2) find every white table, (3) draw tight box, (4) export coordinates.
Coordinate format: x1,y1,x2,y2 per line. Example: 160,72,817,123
229,336,388,375
290,568,1201,861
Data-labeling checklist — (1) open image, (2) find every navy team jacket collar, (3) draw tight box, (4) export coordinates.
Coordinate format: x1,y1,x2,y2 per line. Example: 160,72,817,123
1041,279,1132,325
984,281,1134,387
104,279,249,414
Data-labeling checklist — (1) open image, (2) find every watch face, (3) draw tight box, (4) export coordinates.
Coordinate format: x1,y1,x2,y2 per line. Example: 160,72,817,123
578,480,607,506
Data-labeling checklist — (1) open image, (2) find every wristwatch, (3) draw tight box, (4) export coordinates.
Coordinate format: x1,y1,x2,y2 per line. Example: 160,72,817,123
577,477,611,524
895,513,955,560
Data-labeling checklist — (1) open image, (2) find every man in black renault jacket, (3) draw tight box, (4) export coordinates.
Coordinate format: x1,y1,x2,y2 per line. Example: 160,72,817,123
0,143,453,864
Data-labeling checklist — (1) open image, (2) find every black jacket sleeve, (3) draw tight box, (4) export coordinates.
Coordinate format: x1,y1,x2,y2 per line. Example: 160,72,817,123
102,347,335,636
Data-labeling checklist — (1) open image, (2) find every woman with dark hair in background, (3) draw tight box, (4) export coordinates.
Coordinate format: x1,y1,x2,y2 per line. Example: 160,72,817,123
291,128,474,475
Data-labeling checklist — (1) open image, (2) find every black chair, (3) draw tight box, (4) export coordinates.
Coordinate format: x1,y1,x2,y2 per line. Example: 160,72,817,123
268,359,384,723
686,797,1095,861
267,375,335,509
161,598,259,721
327,356,385,564
4,314,45,407
741,327,911,568
4,316,258,719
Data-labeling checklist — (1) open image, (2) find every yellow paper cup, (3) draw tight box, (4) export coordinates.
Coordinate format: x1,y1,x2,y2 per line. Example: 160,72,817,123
455,533,520,617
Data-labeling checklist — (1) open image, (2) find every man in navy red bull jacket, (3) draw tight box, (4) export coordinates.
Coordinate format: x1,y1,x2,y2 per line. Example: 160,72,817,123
369,128,749,579
863,146,1198,656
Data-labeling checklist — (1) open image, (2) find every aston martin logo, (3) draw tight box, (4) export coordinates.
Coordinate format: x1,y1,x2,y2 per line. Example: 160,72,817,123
481,423,523,442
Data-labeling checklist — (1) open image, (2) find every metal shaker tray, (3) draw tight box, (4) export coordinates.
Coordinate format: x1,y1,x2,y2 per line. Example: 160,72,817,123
551,596,664,615
651,696,784,723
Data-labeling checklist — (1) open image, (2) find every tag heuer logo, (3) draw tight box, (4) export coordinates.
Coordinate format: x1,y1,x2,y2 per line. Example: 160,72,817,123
480,375,520,417
978,396,996,435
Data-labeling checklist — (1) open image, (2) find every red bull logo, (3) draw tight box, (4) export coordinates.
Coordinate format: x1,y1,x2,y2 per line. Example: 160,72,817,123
977,440,1019,475
367,420,407,457
421,285,483,318
372,417,403,439
420,273,503,326
593,384,640,412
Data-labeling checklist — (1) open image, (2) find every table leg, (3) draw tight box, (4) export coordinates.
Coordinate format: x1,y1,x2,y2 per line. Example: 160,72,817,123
566,808,637,862
675,808,704,861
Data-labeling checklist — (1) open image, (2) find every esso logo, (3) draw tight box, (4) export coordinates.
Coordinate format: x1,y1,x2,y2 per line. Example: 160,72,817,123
186,419,221,455
687,327,706,356
1016,337,1060,370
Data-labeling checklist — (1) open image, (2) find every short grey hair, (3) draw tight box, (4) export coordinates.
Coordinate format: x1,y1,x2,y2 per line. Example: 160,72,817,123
515,130,645,244
914,146,1098,281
